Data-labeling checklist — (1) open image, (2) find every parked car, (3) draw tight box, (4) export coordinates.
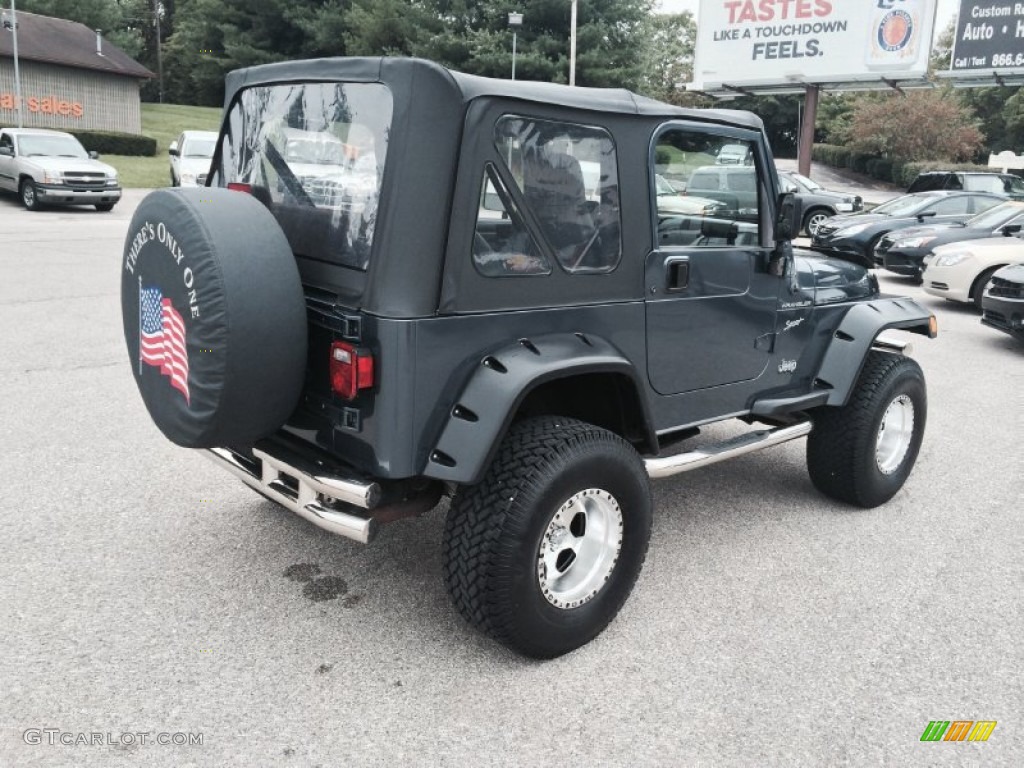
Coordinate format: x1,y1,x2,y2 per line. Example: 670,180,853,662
655,174,727,217
0,127,121,211
877,200,1024,280
169,130,218,187
922,233,1024,309
777,170,863,236
907,170,1024,201
981,263,1024,342
811,191,1005,268
714,142,753,165
685,165,759,218
119,57,936,659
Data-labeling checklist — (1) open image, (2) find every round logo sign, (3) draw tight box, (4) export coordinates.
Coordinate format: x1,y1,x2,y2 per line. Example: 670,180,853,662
877,10,913,53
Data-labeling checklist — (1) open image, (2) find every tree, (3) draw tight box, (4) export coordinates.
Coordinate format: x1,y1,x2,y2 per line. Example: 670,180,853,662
847,90,983,162
635,11,700,107
17,0,146,58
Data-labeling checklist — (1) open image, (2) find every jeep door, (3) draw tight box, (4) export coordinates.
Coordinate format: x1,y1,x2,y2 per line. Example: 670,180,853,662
646,125,779,395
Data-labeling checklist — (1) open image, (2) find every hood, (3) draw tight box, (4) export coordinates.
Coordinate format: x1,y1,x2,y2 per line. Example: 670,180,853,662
793,248,878,304
826,212,888,228
178,157,213,177
933,235,1024,256
889,222,964,241
992,263,1024,283
25,155,117,176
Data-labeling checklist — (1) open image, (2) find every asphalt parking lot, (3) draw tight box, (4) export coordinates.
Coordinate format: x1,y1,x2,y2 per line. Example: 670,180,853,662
1,191,1021,767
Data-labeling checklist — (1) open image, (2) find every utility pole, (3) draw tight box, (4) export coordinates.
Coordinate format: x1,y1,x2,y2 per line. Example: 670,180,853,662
4,0,23,127
151,0,164,103
569,0,577,86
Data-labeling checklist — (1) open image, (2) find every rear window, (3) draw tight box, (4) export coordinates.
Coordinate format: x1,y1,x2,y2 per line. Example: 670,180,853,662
218,82,393,271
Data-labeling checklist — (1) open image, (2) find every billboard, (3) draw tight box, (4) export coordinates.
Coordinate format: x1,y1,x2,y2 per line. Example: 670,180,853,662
689,0,938,91
950,0,1024,71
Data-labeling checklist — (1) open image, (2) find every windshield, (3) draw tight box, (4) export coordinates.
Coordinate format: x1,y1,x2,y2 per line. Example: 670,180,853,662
874,194,932,217
967,201,1024,229
17,133,87,158
183,138,216,158
1006,176,1024,194
656,175,677,195
219,81,393,271
788,172,820,191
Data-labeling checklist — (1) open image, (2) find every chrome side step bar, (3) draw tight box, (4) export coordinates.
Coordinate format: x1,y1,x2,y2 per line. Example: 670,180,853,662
206,446,382,544
645,421,812,479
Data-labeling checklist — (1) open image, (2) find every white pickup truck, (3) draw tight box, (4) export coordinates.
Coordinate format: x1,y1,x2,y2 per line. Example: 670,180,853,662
0,127,121,211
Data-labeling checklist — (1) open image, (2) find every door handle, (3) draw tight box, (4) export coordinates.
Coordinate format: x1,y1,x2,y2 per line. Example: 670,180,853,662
666,257,689,291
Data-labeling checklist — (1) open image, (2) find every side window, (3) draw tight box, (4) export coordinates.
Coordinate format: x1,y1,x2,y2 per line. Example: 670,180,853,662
929,196,971,216
0,133,12,152
491,116,621,274
654,129,761,248
473,165,550,277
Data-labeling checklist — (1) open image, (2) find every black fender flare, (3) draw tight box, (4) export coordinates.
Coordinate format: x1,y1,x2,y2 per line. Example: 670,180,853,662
424,333,655,485
814,297,935,407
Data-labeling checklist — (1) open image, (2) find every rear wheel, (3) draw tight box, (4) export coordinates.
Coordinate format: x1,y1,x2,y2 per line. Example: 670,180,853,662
20,179,40,210
807,352,926,508
443,416,652,658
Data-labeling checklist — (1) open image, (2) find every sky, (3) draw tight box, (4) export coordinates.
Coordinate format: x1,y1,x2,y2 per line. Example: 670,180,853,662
655,0,962,44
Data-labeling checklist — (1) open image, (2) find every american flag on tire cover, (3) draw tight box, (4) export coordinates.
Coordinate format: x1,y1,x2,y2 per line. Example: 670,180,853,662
140,285,190,404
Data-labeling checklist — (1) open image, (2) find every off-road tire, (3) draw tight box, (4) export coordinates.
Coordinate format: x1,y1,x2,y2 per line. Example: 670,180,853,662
807,351,926,508
20,179,40,210
443,416,652,658
95,203,115,212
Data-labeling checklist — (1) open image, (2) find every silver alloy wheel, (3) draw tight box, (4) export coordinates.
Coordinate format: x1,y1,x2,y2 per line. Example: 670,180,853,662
537,488,623,610
875,394,915,475
806,212,829,236
22,183,35,208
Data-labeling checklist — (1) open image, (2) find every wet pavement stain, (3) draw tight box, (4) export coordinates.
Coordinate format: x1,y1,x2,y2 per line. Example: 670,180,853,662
302,576,349,602
342,594,363,608
282,563,322,582
316,663,333,675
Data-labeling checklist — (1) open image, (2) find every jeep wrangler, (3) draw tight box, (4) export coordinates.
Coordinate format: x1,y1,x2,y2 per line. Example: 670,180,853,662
120,58,936,658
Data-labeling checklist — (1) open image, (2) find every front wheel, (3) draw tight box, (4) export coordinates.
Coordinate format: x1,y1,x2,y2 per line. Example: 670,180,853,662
20,179,40,210
95,203,116,212
807,351,926,508
443,416,652,658
803,209,831,237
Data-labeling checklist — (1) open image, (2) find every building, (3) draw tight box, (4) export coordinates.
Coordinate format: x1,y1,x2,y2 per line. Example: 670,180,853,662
0,11,153,134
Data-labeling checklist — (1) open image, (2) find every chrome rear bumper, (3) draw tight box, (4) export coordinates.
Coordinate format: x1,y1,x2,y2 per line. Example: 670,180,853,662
206,445,382,544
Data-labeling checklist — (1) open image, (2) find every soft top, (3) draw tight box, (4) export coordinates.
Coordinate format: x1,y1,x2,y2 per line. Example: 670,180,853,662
222,56,764,132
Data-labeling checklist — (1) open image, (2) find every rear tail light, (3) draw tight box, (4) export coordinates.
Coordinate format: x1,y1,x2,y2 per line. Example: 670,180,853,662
227,182,252,194
330,341,374,400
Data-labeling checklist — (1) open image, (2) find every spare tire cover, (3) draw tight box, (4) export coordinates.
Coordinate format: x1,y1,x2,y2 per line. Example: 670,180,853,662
121,187,307,448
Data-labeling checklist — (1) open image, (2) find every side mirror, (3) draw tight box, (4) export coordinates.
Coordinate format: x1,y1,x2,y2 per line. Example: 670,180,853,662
916,211,937,221
774,191,801,242
169,141,179,157
88,150,99,159
1002,223,1022,236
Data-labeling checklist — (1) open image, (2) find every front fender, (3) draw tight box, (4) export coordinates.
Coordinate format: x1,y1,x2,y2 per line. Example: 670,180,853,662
424,333,654,485
815,297,935,407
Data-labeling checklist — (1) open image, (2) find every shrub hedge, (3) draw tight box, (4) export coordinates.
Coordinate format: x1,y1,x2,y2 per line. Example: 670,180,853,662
812,143,995,188
69,130,157,157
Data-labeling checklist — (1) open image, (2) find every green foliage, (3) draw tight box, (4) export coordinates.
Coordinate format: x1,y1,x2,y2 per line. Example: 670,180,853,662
729,94,801,158
847,90,983,163
17,0,147,58
70,129,157,156
635,12,700,107
816,94,854,146
811,143,851,169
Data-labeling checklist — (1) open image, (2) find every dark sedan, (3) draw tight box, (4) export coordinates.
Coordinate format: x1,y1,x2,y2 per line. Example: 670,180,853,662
877,200,1024,279
811,191,1006,268
981,263,1024,342
777,170,863,236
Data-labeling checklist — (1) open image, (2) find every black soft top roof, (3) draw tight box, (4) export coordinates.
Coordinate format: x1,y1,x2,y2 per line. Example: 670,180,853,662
223,56,763,132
